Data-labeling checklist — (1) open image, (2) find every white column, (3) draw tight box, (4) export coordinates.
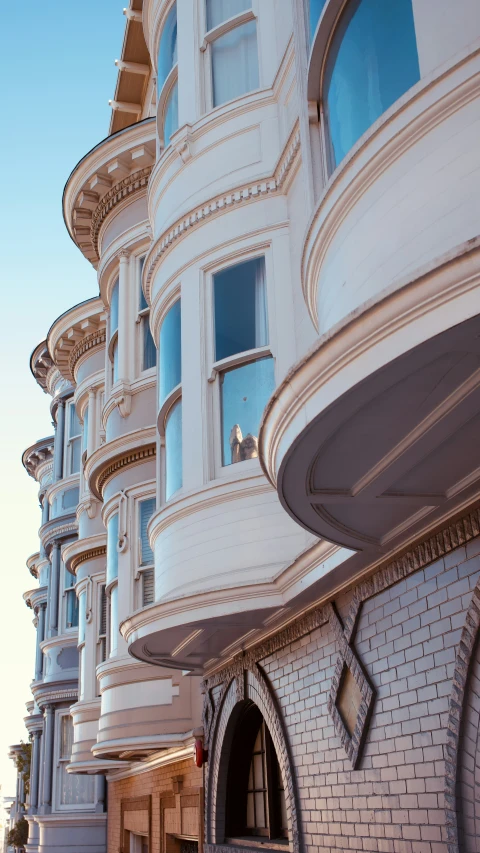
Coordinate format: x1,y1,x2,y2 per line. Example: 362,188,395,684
118,250,131,384
177,0,201,126
34,604,46,681
181,267,205,492
53,400,66,481
87,388,96,457
40,706,54,812
29,731,41,813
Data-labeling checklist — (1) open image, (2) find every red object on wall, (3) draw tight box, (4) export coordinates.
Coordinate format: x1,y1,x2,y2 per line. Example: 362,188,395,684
194,739,208,767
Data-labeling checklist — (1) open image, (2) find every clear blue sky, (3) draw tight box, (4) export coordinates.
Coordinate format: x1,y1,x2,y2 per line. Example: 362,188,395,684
0,0,127,795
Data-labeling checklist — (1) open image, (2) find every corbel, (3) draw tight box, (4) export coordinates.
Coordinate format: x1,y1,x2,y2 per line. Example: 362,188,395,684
86,576,93,623
174,124,194,164
117,491,128,553
113,391,132,418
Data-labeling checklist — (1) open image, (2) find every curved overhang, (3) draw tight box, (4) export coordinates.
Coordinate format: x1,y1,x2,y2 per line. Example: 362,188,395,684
31,678,78,710
26,552,41,578
62,117,155,267
30,341,54,393
109,0,151,136
40,512,78,552
123,537,348,673
91,732,194,763
22,437,54,482
63,534,107,576
85,426,156,501
23,586,47,612
47,297,106,386
260,239,480,553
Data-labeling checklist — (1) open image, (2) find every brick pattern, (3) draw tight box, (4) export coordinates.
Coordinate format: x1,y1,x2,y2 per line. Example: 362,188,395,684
108,760,202,853
203,517,480,853
444,575,480,853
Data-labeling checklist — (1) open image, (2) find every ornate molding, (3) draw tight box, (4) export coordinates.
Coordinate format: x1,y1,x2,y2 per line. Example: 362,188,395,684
42,520,78,550
70,545,107,573
144,121,301,302
92,443,156,501
91,166,153,257
69,328,106,377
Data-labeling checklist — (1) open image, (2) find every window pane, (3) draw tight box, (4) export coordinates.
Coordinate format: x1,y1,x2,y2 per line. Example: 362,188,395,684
142,568,155,606
165,400,182,500
63,487,79,510
212,20,258,107
159,300,181,403
158,2,178,93
214,257,267,361
110,584,119,654
59,766,94,806
139,498,156,566
110,279,119,337
163,79,179,147
142,314,157,371
69,404,81,437
70,437,81,475
113,339,119,384
139,257,147,311
60,715,74,759
221,356,274,466
325,0,419,169
206,0,251,30
308,0,327,43
107,514,119,584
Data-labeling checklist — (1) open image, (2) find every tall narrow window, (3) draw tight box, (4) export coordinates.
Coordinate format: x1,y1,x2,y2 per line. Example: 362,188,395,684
78,592,86,699
158,3,179,147
213,257,274,466
107,514,119,655
138,498,156,606
109,279,120,384
205,1,259,107
82,405,89,460
165,400,182,499
225,704,287,840
138,257,156,372
57,714,94,807
324,0,420,170
97,584,107,683
159,300,181,404
66,402,81,475
65,567,78,629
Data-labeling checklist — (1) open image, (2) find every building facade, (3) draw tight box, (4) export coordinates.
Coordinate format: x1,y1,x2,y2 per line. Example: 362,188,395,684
9,1,480,852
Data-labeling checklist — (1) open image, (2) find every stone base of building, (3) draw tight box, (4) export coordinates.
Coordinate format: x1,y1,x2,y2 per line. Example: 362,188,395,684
107,754,203,853
34,812,107,853
202,509,480,853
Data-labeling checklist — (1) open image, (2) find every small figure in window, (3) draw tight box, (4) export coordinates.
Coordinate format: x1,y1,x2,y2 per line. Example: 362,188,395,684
229,425,259,463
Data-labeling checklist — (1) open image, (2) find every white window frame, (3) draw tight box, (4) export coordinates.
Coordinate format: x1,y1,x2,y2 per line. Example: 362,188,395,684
201,0,260,112
64,399,82,477
134,493,156,609
156,1,178,151
136,255,156,376
205,246,275,480
129,831,149,853
107,276,120,395
61,559,78,634
53,710,95,812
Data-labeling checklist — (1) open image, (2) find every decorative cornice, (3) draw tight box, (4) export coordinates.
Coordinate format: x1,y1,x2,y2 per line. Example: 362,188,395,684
70,545,107,573
91,166,153,257
144,121,301,303
92,443,156,501
69,327,107,377
42,519,78,550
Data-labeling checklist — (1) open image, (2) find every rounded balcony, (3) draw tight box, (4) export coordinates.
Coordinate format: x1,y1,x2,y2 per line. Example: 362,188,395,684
259,0,480,559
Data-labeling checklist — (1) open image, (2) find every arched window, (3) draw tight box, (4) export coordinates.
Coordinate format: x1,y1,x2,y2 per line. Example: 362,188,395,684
225,704,287,841
324,0,420,171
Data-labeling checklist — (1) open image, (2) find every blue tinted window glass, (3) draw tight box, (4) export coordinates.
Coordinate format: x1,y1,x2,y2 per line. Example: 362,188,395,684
211,20,258,107
158,3,178,94
78,593,86,645
165,400,182,500
325,0,420,170
110,280,119,337
214,257,267,361
206,0,251,31
142,315,157,371
159,301,181,403
309,0,327,43
110,584,118,654
221,356,275,466
139,257,147,311
106,514,119,585
163,80,179,147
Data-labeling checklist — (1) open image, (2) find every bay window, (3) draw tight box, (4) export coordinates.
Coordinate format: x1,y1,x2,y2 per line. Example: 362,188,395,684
64,566,78,630
137,497,156,606
138,257,156,372
65,401,81,475
212,257,274,467
106,513,119,655
204,0,259,108
56,713,94,808
323,0,420,171
157,2,178,148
